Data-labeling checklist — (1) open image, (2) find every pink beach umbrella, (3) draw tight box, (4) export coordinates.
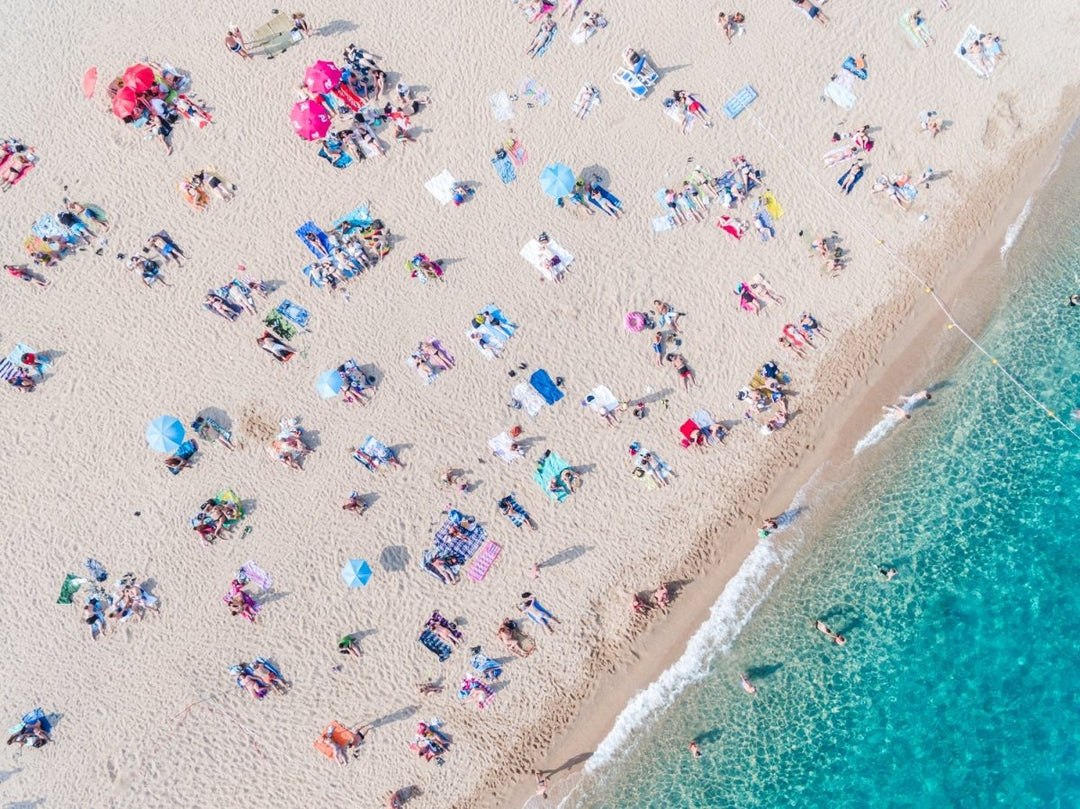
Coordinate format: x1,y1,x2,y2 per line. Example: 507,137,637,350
82,66,98,99
112,85,138,118
624,311,647,333
290,99,331,141
304,60,342,94
122,63,155,93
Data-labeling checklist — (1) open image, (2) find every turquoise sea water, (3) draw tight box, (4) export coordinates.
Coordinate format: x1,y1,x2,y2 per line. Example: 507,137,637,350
570,140,1080,809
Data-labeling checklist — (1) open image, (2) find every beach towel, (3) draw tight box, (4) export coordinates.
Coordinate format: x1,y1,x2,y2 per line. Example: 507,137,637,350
588,184,621,214
433,511,487,560
489,90,515,121
612,70,648,99
276,299,310,329
534,451,573,501
425,169,458,205
470,651,503,680
956,25,995,78
85,558,108,582
318,147,352,169
632,449,672,489
838,165,864,194
475,305,517,342
570,14,606,44
264,310,299,340
529,369,563,406
296,221,332,258
753,209,775,241
572,85,601,118
31,214,70,242
216,490,245,526
498,493,532,527
57,573,85,605
332,205,372,230
532,25,557,58
490,432,524,463
722,85,758,119
585,385,619,415
842,56,868,80
664,99,693,132
9,345,50,379
467,541,502,582
506,138,528,166
520,238,574,281
167,439,198,475
899,9,931,48
651,215,677,233
313,722,359,760
824,71,857,109
354,435,394,471
241,561,273,592
716,216,745,240
693,409,719,439
419,629,453,661
762,191,784,220
512,382,546,417
492,153,516,184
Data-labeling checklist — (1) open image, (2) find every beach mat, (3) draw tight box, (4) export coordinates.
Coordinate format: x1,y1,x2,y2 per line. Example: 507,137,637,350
467,540,502,582
425,169,457,205
489,90,514,121
492,154,516,184
529,369,563,405
722,85,757,119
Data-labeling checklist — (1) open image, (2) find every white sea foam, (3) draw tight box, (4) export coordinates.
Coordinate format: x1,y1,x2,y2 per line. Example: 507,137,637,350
583,476,819,775
1000,196,1033,260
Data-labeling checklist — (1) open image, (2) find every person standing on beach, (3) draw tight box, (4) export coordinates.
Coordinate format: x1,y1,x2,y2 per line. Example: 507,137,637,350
225,29,252,59
534,770,549,799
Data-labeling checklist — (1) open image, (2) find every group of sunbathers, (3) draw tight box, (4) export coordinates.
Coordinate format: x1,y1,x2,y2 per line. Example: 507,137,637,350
410,339,455,382
777,313,829,360
411,720,451,763
81,573,159,640
107,62,212,155
269,418,315,470
232,658,288,699
225,577,260,623
180,169,235,210
351,440,404,472
631,582,671,615
305,218,390,294
203,274,268,321
191,496,242,544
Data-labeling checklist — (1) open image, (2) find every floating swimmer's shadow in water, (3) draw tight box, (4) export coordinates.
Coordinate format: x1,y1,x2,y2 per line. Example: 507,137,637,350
744,662,785,680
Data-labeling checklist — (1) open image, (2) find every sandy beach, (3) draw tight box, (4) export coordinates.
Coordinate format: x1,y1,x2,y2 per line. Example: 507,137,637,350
1,0,1076,807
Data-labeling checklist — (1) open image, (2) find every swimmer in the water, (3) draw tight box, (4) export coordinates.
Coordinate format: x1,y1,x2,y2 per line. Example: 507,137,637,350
688,740,702,758
882,404,910,421
879,567,898,581
1069,294,1080,307
758,516,780,538
740,673,758,695
900,390,932,404
814,620,847,645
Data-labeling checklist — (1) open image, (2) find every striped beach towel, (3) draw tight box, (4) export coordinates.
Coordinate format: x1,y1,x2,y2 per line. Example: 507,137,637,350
467,541,502,582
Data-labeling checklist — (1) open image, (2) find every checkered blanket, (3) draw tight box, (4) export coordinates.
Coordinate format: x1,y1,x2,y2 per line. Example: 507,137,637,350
432,512,486,561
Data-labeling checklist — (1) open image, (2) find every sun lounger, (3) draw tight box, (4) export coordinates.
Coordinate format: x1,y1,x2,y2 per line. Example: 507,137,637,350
520,239,574,281
529,369,563,406
313,721,359,760
534,451,574,501
425,169,458,205
467,541,502,582
489,90,515,121
586,385,619,415
512,382,546,417
612,70,648,99
722,85,758,119
490,432,524,463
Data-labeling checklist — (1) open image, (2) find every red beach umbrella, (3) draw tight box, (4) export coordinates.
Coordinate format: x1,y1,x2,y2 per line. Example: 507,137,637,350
112,86,138,118
304,60,342,94
290,99,331,141
122,64,156,93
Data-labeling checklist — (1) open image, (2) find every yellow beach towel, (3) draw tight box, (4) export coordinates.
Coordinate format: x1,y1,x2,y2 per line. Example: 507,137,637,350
763,191,784,220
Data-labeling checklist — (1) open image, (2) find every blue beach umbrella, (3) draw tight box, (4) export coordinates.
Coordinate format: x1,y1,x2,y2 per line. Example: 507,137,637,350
146,415,185,454
539,163,576,199
316,369,344,399
341,559,373,587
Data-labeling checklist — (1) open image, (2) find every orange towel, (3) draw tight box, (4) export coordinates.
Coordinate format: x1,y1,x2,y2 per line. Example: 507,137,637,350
313,721,358,760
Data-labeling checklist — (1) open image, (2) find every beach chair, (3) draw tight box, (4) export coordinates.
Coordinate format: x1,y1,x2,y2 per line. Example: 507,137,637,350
612,69,648,99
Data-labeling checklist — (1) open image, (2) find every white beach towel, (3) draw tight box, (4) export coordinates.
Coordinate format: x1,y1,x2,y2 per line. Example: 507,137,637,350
955,24,993,78
489,432,524,464
512,381,547,417
824,71,857,109
665,101,693,131
586,385,620,415
425,169,458,205
651,215,677,233
489,90,515,121
520,239,574,281
572,85,601,118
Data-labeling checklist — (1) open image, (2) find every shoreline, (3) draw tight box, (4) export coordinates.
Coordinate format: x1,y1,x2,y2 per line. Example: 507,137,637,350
488,92,1080,809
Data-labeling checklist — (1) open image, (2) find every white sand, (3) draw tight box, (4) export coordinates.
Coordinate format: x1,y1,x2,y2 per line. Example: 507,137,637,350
0,0,1076,806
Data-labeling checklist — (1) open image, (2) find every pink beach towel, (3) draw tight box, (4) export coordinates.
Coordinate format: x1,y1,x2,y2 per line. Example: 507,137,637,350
467,541,502,582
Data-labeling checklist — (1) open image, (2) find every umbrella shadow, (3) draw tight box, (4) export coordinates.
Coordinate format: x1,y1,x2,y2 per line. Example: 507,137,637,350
579,164,610,185
318,19,359,36
195,406,234,431
240,498,258,517
379,545,409,572
369,704,418,729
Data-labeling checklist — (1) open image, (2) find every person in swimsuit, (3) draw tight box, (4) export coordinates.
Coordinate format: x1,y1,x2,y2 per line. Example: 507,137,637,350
7,264,49,287
225,30,251,59
792,0,828,26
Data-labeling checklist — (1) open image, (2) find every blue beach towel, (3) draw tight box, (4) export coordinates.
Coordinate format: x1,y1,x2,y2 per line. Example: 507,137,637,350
842,56,868,80
529,369,563,405
276,299,310,328
588,185,622,214
492,154,516,184
838,165,864,195
296,221,333,258
85,558,108,583
167,440,198,476
318,146,353,169
534,24,557,58
722,85,758,119
419,629,453,662
332,206,372,230
302,263,325,288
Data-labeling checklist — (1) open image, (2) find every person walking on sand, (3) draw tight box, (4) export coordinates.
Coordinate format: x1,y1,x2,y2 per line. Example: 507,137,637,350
531,562,542,579
534,770,550,799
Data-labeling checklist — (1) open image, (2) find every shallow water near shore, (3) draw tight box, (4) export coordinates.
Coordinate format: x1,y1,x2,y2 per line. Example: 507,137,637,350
568,137,1080,808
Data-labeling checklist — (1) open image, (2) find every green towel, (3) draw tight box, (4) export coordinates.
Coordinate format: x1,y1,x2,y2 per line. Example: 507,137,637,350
57,573,86,604
264,311,298,340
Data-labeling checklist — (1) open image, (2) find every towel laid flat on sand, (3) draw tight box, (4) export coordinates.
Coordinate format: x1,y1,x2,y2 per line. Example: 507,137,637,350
489,90,514,121
425,169,458,205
